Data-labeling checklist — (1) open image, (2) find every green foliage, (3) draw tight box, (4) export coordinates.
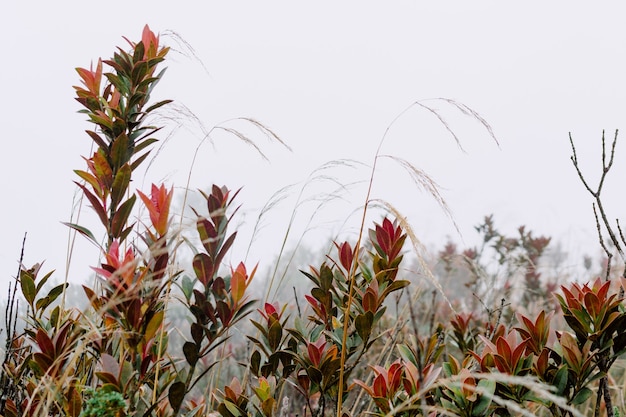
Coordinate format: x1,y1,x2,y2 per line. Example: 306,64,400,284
80,388,127,417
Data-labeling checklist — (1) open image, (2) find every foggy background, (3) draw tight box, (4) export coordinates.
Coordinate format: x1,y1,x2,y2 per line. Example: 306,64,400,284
2,2,625,298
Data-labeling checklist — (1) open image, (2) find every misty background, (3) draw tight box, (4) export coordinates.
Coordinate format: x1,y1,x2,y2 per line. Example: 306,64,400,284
1,2,625,303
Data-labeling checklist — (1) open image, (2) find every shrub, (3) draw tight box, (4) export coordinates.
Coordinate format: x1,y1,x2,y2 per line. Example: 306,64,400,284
1,25,626,417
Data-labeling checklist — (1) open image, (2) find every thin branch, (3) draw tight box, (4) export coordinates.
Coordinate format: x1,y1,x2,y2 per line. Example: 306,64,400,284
0,233,27,415
617,219,626,249
602,374,615,417
594,204,613,281
569,133,596,196
569,130,625,276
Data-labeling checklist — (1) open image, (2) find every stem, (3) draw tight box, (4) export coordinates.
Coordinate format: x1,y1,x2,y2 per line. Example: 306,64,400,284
0,233,27,415
335,97,417,417
602,375,614,417
335,157,375,417
406,289,427,413
428,289,437,334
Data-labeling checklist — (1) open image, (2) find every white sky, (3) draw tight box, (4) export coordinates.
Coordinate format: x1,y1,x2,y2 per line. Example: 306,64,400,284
2,2,626,295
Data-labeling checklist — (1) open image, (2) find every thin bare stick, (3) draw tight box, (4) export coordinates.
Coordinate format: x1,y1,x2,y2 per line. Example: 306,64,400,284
569,130,625,279
593,204,613,281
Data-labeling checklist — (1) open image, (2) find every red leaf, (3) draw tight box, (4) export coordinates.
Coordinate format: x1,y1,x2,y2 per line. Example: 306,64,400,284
74,182,108,228
307,342,321,367
362,289,378,313
36,329,55,357
388,362,403,393
496,336,512,365
231,262,247,305
193,253,214,287
92,151,113,188
338,241,353,271
85,130,108,150
372,373,387,398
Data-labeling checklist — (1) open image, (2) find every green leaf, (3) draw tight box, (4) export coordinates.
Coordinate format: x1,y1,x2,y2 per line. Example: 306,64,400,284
95,371,119,386
442,361,454,377
222,400,243,417
145,99,173,114
85,130,109,149
472,379,496,416
38,283,68,311
300,270,320,287
62,222,99,247
144,310,164,342
380,279,410,300
74,169,102,195
319,264,333,292
397,344,418,366
168,381,186,411
572,386,593,405
131,61,149,85
261,398,276,417
181,275,195,302
320,359,341,388
83,285,102,313
268,320,283,352
251,350,261,377
146,67,167,96
119,225,135,243
190,323,203,346
311,288,328,304
214,232,237,271
74,183,109,228
35,270,55,293
111,195,136,239
553,365,569,395
133,42,145,62
250,320,269,340
105,73,130,96
35,296,51,312
130,150,152,171
92,151,113,188
355,312,374,342
133,136,158,152
50,306,59,328
246,336,270,357
231,299,257,324
128,92,146,113
120,358,133,388
183,341,199,366
110,163,132,210
307,366,323,385
20,270,36,307
89,113,113,130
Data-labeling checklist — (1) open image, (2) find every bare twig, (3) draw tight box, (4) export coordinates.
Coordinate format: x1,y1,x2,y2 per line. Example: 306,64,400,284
293,286,301,318
593,204,613,281
428,289,437,335
0,233,27,414
569,130,624,281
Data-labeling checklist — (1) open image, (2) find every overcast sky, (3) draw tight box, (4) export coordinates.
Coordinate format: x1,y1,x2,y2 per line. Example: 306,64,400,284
2,2,626,295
